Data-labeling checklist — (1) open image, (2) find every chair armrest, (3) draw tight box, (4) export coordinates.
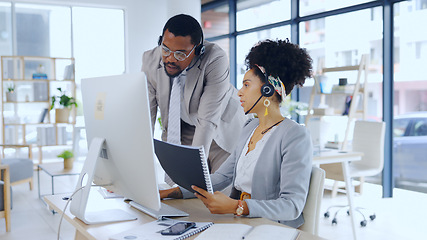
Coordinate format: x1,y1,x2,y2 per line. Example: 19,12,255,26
0,164,10,184
1,164,11,192
1,164,11,232
0,144,33,159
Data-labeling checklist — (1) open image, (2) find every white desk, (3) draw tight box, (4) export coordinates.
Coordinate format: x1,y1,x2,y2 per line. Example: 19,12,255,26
45,194,326,240
313,150,363,240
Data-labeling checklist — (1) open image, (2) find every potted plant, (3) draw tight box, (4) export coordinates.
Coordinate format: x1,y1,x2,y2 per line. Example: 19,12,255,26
58,150,74,169
5,83,17,102
51,87,77,123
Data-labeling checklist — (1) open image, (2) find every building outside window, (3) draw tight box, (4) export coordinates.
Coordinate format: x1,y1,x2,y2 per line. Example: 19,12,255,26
15,4,72,58
201,4,229,39
201,4,230,61
392,1,427,192
236,0,290,31
299,0,374,16
236,26,290,89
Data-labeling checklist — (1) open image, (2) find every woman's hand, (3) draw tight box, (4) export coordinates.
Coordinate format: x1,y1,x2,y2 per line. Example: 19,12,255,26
159,187,183,199
192,185,238,214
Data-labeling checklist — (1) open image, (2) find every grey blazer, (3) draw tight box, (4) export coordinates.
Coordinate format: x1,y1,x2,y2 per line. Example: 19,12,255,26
141,41,245,155
181,118,313,228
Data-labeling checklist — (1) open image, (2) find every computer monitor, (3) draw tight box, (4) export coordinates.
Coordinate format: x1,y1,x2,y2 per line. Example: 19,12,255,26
70,72,161,224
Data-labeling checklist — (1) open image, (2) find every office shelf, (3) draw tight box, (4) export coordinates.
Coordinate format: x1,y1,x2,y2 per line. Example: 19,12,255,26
1,56,76,164
306,54,369,150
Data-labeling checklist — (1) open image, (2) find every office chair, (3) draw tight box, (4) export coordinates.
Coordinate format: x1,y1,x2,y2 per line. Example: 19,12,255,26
0,165,11,232
299,166,325,236
323,120,385,227
0,145,34,191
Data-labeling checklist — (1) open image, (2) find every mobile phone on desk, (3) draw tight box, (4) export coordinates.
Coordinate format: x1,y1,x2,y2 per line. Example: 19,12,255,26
160,222,196,235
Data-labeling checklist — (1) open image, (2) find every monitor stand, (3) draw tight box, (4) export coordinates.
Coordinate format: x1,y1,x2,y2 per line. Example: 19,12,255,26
70,137,137,224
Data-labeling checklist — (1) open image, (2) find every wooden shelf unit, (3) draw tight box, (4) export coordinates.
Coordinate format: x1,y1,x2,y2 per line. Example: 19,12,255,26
1,56,76,164
306,54,369,150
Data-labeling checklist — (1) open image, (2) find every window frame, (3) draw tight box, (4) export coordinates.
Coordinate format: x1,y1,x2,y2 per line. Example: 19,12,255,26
203,0,408,198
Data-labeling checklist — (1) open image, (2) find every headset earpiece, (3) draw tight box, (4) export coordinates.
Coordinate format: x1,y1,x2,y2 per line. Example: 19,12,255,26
259,69,274,97
158,35,162,46
261,83,275,97
195,44,205,56
195,31,205,56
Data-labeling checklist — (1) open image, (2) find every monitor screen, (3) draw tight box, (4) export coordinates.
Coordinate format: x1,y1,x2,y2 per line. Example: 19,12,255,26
70,72,161,224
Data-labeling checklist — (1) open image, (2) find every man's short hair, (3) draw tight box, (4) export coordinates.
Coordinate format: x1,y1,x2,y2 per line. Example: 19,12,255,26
162,14,203,45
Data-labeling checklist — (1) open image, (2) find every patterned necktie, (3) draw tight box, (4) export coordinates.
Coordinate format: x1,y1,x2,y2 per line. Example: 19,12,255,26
165,76,182,186
167,76,182,145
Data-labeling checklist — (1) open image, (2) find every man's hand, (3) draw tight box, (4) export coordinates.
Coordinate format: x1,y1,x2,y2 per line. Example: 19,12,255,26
192,185,238,214
159,187,183,199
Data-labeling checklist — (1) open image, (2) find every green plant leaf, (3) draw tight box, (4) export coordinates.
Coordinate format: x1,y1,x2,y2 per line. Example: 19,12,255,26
57,150,74,159
7,83,15,92
51,88,78,110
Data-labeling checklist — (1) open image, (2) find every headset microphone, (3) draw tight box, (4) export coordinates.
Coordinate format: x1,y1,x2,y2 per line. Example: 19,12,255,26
244,95,263,115
186,54,202,72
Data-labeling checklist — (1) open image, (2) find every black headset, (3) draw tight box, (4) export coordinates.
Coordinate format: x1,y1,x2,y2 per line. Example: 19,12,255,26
261,83,275,97
260,70,274,97
244,68,275,115
157,32,205,56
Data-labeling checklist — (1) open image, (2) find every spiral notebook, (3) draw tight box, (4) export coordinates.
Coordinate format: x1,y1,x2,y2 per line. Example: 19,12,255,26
153,139,213,194
109,219,213,240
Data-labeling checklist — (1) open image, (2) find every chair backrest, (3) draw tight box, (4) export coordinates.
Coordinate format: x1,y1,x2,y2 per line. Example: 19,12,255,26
351,120,386,174
299,166,325,236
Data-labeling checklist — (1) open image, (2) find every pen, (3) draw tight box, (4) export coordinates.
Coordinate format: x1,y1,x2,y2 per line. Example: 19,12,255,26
241,227,254,239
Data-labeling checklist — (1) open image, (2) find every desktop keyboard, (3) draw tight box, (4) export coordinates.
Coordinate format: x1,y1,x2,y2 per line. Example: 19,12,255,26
129,201,189,219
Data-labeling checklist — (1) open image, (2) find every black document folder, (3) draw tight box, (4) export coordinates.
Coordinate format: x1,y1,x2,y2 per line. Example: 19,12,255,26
153,139,213,194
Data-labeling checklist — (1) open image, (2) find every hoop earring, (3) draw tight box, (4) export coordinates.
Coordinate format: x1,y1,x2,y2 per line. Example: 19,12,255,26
264,99,270,116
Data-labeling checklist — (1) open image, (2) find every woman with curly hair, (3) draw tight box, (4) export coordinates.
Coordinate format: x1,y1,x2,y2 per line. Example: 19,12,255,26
160,39,313,228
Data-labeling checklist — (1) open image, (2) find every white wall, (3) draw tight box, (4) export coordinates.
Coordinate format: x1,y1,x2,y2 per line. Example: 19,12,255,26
126,0,201,73
123,0,168,73
10,0,200,73
167,0,201,23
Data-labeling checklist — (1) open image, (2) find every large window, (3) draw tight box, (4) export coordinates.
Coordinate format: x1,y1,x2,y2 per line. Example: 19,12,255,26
202,0,424,196
201,4,229,39
393,1,427,192
237,0,290,31
0,2,12,56
300,8,384,122
2,2,126,160
2,3,125,83
300,0,374,16
236,26,290,89
299,8,385,185
15,4,72,58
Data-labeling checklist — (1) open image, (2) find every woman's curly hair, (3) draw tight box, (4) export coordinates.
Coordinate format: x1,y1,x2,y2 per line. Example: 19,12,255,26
245,39,313,98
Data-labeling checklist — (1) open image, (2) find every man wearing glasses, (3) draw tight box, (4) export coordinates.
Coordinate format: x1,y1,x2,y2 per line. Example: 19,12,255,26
142,14,245,182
